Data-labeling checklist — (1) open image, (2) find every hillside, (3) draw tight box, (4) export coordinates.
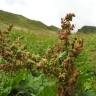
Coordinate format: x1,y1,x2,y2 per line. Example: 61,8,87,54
0,10,58,32
77,26,96,33
48,25,58,31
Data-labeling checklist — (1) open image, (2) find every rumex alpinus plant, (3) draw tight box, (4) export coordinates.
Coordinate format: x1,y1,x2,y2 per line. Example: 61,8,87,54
0,24,39,73
37,13,83,96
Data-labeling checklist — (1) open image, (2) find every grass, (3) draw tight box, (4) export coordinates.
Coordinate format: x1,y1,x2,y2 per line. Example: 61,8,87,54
9,29,57,56
74,33,96,95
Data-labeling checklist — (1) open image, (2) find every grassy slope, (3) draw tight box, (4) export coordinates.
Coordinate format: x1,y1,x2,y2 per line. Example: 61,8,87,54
0,10,58,33
78,26,96,33
10,29,57,56
0,10,58,56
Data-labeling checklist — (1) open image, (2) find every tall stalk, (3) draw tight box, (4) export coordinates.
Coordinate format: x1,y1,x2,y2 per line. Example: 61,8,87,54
37,13,83,96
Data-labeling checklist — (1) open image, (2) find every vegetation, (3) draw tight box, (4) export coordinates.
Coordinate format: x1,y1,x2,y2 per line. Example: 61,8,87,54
0,11,96,96
0,10,58,33
36,13,83,96
77,26,96,33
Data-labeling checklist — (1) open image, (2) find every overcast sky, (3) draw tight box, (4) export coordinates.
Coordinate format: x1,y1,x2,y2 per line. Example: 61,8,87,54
0,0,96,30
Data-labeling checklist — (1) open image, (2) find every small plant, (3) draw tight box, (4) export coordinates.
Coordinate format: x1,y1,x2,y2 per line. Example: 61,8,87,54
0,24,39,73
37,13,83,96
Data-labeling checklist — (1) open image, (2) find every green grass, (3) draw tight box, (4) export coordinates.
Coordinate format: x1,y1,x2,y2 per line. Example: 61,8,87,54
9,29,57,56
74,33,96,95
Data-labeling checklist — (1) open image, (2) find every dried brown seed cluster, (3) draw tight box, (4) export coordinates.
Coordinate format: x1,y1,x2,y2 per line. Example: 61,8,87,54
0,24,39,72
58,13,75,41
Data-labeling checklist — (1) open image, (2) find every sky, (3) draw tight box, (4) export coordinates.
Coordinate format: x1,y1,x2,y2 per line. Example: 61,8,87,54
0,0,96,30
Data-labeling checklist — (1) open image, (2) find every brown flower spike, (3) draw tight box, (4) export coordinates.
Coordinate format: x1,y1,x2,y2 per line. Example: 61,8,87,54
37,13,83,96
